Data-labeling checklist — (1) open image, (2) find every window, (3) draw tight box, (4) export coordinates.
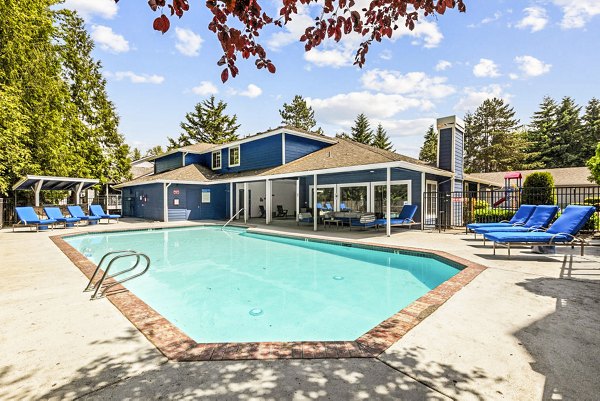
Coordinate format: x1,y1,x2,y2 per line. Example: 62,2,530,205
211,150,221,170
373,184,409,218
340,185,368,213
229,146,240,167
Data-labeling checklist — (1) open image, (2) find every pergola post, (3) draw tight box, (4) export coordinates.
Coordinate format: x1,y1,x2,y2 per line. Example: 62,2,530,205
163,183,171,222
265,179,272,224
74,182,85,205
313,174,318,231
33,180,44,207
295,179,300,222
243,182,249,223
386,167,391,237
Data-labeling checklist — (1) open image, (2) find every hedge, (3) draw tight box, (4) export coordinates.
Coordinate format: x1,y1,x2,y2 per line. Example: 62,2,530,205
473,208,514,223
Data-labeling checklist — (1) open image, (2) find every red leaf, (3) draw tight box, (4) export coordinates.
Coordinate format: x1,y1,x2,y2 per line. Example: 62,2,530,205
221,68,229,83
153,17,162,31
160,15,170,33
267,63,276,73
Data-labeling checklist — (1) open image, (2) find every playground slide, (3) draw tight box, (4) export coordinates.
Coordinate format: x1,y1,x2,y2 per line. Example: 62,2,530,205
493,197,507,207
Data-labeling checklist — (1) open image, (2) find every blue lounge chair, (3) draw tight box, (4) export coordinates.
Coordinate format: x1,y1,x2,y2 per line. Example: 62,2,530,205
484,205,596,257
467,205,536,232
68,205,101,225
473,205,559,243
89,204,121,223
13,207,57,232
350,213,377,230
44,207,81,228
340,202,351,212
375,204,419,229
325,202,333,211
297,212,314,225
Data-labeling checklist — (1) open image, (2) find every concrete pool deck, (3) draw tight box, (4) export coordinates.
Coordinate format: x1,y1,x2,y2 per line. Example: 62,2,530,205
1,219,599,400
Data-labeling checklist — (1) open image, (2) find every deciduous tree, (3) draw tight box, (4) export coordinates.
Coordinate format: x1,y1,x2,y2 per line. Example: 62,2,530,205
587,143,600,185
123,0,467,81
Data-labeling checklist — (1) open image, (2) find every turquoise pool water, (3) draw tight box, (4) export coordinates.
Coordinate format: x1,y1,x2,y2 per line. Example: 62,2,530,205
65,227,460,343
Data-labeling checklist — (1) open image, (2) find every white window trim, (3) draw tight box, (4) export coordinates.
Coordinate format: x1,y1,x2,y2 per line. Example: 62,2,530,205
370,180,412,212
228,145,240,167
308,184,336,210
211,150,221,170
337,182,371,213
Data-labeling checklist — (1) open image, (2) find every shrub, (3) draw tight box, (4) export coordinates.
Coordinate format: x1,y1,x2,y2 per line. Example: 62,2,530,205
522,172,555,205
473,208,514,223
473,199,490,210
583,197,600,208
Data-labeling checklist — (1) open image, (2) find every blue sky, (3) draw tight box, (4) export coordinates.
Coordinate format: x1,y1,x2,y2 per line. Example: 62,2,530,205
62,0,600,157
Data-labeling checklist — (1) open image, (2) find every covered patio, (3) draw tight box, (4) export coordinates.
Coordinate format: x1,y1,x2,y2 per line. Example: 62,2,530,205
12,175,100,206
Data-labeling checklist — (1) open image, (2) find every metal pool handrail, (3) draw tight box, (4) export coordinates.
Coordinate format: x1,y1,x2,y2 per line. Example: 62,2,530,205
222,208,244,230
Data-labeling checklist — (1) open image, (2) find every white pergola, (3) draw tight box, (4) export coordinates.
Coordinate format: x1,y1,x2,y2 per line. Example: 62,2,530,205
12,175,100,206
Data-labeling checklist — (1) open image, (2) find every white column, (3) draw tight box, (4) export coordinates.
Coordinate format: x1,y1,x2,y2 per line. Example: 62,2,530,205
243,182,249,223
229,182,234,218
386,167,391,237
295,179,300,222
281,133,286,165
313,174,318,231
33,180,44,207
163,183,171,222
74,182,84,205
265,179,271,224
421,172,426,230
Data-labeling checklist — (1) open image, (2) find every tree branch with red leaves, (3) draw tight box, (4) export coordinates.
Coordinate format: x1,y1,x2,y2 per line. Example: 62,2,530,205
122,0,466,82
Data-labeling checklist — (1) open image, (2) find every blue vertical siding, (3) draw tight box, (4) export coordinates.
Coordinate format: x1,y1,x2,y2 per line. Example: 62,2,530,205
122,184,164,220
166,184,228,220
184,153,205,166
438,128,452,171
221,135,282,173
285,134,330,163
155,153,183,174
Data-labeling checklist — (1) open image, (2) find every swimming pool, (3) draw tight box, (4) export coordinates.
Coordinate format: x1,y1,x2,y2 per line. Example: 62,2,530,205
64,226,461,343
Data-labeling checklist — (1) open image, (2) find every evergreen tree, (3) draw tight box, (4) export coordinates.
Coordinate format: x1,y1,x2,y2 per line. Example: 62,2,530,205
350,113,373,144
335,132,350,139
0,87,31,194
371,124,393,150
279,95,317,131
463,98,527,173
587,142,600,184
582,98,600,161
56,10,131,183
554,96,583,167
146,146,165,157
168,96,239,148
525,96,559,168
130,147,143,161
419,125,437,164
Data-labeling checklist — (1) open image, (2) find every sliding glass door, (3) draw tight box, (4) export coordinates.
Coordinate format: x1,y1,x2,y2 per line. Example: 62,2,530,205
339,185,368,213
372,181,410,218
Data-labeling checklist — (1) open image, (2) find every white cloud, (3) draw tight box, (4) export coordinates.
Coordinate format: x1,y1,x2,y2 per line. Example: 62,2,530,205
62,0,117,20
516,7,549,32
91,25,129,53
399,19,443,48
468,11,503,28
514,55,552,77
234,84,263,98
307,92,431,125
454,84,511,113
174,28,203,57
473,58,500,78
304,47,355,68
267,6,314,51
435,60,452,71
111,71,164,84
360,69,455,99
379,49,393,60
552,0,600,29
191,81,219,96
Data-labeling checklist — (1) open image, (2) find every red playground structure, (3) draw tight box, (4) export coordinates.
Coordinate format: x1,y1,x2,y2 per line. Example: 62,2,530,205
493,172,523,207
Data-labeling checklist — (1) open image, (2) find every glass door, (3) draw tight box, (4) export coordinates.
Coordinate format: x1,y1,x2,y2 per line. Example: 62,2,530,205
373,183,409,218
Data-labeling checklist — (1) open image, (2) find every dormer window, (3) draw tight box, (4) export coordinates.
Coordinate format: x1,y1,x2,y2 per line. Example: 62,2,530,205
211,150,221,170
229,145,240,167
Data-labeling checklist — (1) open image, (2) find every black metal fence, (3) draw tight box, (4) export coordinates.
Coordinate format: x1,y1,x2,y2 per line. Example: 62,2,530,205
423,186,600,233
0,198,16,228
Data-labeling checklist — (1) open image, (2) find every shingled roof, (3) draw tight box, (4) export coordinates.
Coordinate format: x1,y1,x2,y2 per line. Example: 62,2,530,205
468,167,596,187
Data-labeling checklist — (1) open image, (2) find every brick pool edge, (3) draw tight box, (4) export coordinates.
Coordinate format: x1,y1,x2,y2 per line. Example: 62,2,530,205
50,229,487,361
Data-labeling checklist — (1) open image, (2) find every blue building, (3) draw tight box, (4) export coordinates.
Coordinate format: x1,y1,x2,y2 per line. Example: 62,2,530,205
116,116,494,230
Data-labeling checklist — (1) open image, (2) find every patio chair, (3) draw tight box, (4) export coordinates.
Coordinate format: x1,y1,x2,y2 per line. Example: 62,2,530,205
258,205,266,218
484,205,596,258
375,205,419,229
89,204,121,223
350,213,377,230
467,205,536,233
297,212,314,225
13,207,57,232
472,205,558,244
325,202,333,211
276,205,288,218
67,205,101,225
340,202,351,212
44,206,81,228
